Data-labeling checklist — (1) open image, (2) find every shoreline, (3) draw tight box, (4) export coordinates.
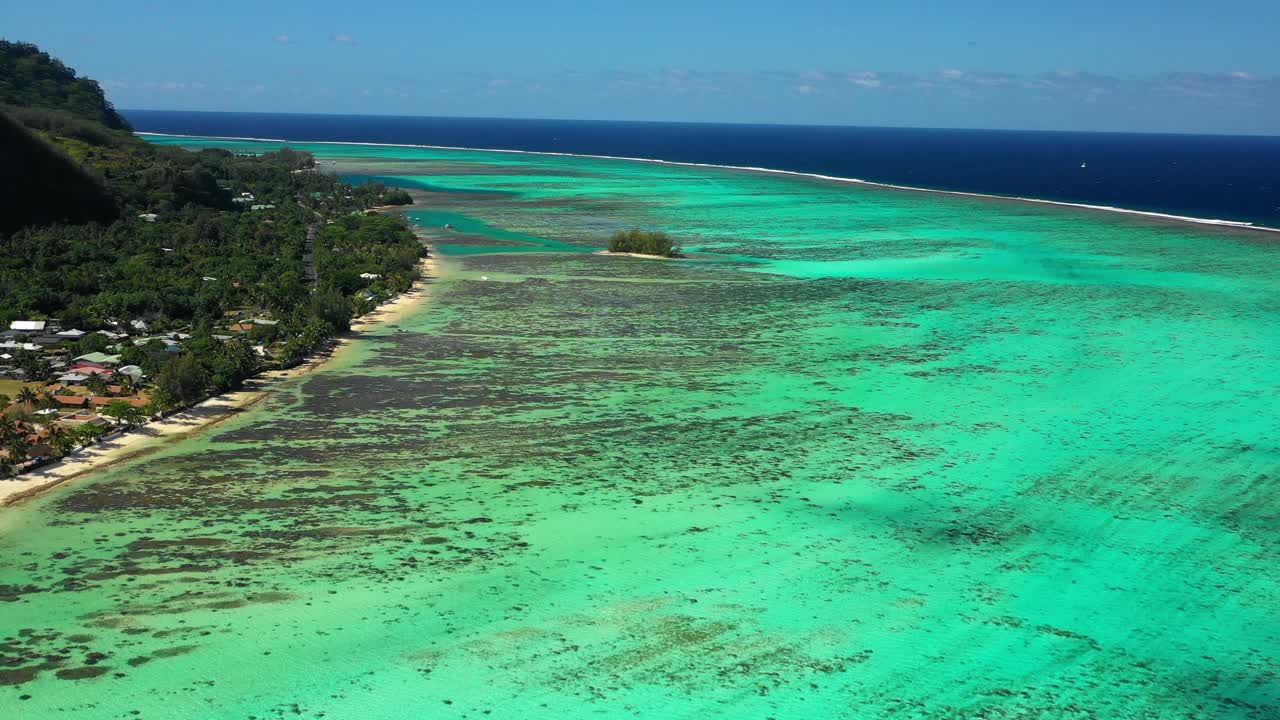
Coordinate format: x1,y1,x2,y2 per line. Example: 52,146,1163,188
0,253,439,508
593,250,677,260
137,131,1280,235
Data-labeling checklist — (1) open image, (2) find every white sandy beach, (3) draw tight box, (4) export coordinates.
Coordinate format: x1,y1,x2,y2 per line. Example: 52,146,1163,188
0,253,439,507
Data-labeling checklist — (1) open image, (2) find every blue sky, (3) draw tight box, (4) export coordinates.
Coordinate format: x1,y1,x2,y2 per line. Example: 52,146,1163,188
4,1,1278,134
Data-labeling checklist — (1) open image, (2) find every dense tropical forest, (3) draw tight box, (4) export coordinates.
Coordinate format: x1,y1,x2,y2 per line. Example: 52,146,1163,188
0,39,426,473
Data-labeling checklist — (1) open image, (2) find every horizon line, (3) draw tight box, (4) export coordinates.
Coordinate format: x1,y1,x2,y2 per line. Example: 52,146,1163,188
120,108,1280,140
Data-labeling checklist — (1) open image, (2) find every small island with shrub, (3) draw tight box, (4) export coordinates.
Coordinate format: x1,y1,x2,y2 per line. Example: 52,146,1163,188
602,229,683,258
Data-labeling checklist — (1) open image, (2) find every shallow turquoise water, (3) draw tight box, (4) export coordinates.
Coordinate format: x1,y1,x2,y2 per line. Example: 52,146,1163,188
2,137,1279,719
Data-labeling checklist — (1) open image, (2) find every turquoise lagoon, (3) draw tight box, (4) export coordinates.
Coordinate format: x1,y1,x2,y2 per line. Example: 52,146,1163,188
2,137,1279,718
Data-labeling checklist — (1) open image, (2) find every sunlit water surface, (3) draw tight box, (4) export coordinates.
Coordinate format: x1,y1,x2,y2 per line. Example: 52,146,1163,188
3,137,1279,719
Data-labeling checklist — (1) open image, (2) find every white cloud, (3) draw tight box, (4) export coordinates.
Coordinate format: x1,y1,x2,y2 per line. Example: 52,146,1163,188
331,33,356,45
273,34,291,45
848,72,881,88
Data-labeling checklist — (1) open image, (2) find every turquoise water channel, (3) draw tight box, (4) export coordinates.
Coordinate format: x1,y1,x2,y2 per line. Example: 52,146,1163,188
2,137,1278,718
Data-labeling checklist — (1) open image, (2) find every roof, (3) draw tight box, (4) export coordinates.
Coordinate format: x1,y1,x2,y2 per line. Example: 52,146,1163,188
74,352,121,365
58,373,89,382
69,366,113,376
228,323,255,332
9,320,46,332
54,395,88,406
117,365,144,378
56,329,87,337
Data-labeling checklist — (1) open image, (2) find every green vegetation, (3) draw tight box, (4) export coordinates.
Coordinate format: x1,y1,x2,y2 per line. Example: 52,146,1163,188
0,40,130,129
0,40,428,471
607,229,681,257
382,188,414,205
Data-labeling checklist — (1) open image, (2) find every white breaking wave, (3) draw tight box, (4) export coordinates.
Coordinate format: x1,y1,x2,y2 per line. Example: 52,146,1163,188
135,132,1279,234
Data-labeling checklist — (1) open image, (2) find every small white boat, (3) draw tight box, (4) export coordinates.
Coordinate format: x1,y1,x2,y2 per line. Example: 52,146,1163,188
1080,162,1087,168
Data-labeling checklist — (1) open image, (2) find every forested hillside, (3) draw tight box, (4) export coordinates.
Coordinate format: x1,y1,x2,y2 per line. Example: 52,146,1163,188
1,40,425,473
0,40,129,129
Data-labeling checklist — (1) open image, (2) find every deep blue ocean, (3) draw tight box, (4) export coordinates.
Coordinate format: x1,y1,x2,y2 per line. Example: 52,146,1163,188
124,110,1280,228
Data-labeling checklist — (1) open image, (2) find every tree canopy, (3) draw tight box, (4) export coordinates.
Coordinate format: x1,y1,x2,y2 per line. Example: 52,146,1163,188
607,229,681,257
0,39,130,130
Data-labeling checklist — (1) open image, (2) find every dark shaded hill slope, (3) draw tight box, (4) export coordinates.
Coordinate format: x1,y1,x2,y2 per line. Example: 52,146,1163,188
0,109,117,235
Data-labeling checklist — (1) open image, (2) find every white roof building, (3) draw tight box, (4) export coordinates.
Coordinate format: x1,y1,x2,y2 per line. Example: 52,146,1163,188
117,365,144,380
9,320,46,332
0,341,41,351
57,329,87,337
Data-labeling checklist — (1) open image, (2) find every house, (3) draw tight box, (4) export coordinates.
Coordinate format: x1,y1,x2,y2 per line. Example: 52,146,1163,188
138,213,159,222
116,365,144,381
228,323,255,333
57,328,87,338
53,395,89,409
9,320,46,333
251,319,278,326
73,366,114,377
61,411,107,428
130,320,148,331
89,396,149,409
57,373,90,385
360,272,382,280
98,330,129,341
250,204,275,211
74,352,121,367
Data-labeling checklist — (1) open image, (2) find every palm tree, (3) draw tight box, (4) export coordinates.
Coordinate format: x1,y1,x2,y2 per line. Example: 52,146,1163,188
6,436,31,463
45,424,72,457
86,374,108,395
0,415,17,444
15,386,38,408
